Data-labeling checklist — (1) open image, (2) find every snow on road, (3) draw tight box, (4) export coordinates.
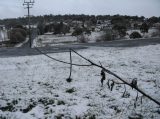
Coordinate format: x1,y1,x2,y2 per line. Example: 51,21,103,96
0,44,160,119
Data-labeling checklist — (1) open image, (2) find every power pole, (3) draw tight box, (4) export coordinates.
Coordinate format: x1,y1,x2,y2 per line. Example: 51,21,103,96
23,0,35,48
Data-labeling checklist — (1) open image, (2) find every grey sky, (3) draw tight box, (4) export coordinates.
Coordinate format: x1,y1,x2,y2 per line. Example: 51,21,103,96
0,0,160,19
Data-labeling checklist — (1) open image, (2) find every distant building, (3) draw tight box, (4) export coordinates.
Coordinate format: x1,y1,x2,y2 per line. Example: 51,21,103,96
23,25,37,29
0,25,5,30
0,25,8,42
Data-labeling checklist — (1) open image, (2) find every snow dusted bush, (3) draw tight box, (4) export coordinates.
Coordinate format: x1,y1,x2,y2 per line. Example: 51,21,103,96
9,28,27,44
151,31,160,37
96,30,114,42
72,27,83,36
66,88,76,93
103,31,113,41
130,31,142,39
151,27,160,37
77,34,89,43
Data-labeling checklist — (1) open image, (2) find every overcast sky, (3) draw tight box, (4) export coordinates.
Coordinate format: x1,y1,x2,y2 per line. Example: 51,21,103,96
0,0,160,19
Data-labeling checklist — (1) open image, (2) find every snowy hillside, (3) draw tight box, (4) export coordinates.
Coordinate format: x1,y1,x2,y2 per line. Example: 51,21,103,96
0,45,160,119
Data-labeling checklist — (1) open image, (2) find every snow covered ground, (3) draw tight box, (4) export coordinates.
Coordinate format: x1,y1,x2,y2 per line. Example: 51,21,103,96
0,44,160,119
34,28,160,48
126,28,159,39
35,35,77,47
33,31,104,47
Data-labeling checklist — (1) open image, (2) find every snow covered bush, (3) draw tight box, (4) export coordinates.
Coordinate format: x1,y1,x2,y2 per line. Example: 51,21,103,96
151,31,160,37
112,24,127,38
103,30,113,41
77,34,89,43
140,22,149,34
72,28,83,36
8,28,27,44
96,30,114,42
130,31,142,39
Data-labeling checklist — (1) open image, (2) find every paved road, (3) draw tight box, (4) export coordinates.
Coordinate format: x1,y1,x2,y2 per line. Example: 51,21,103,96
0,38,160,58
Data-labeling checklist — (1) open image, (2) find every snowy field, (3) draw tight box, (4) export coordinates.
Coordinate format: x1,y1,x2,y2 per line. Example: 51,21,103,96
126,28,159,39
34,28,160,48
0,44,160,119
33,32,104,47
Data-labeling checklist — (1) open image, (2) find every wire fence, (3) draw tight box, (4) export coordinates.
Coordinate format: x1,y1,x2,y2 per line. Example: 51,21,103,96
34,47,160,106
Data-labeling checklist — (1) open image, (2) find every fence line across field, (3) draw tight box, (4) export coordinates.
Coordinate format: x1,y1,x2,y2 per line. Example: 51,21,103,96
34,47,160,106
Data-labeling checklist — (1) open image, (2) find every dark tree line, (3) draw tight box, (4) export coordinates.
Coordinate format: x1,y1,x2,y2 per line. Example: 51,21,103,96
0,14,159,43
37,21,70,35
1,14,159,29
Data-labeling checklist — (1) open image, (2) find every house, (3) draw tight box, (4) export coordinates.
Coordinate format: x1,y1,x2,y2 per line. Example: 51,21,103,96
0,25,8,42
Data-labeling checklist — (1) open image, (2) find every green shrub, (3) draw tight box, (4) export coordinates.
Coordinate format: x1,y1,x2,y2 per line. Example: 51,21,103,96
129,32,142,39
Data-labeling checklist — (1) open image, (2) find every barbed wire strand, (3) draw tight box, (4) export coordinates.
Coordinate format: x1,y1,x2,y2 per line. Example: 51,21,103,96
34,47,160,106
34,47,92,67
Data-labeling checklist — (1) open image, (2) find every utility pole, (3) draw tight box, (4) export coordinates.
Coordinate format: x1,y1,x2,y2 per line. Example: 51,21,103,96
23,0,35,48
